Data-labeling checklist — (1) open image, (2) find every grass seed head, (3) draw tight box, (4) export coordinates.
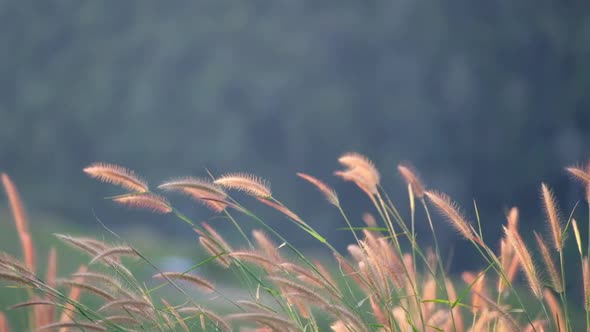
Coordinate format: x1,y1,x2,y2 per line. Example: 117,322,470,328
83,162,148,192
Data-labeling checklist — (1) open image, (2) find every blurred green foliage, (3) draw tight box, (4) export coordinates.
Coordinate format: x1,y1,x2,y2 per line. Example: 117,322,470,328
1,2,589,260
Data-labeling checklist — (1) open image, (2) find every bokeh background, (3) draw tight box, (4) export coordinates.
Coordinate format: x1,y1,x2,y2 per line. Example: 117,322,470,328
1,2,590,274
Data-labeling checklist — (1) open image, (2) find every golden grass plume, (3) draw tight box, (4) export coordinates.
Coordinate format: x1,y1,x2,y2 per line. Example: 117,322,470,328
153,272,215,293
83,162,148,192
503,226,543,299
533,231,562,293
425,190,477,243
296,172,339,206
158,177,228,212
1,173,35,273
540,183,563,251
214,173,271,198
112,193,172,214
397,163,425,198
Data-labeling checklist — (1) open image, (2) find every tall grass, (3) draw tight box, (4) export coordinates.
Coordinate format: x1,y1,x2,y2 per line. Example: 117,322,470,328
0,154,589,331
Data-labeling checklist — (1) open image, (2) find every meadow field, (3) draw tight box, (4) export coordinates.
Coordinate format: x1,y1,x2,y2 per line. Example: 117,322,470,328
0,153,589,331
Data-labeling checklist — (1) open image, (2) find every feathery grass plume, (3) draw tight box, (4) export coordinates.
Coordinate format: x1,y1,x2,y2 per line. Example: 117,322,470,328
499,238,510,277
377,237,404,288
313,259,337,292
425,190,477,242
71,272,135,298
158,177,228,212
1,173,29,236
58,279,116,301
506,255,520,296
501,207,522,292
333,169,377,196
392,307,410,331
541,183,563,251
445,279,464,332
369,295,387,327
584,257,590,312
0,312,9,332
565,165,590,186
97,315,139,326
112,192,172,214
476,294,520,332
36,322,106,332
403,253,416,284
153,272,215,293
158,177,227,198
337,152,380,186
507,206,519,232
296,172,339,206
190,195,230,213
229,251,279,271
0,252,34,277
471,311,502,332
534,232,563,292
280,262,335,295
271,276,364,330
422,277,437,316
523,320,547,332
267,276,333,305
359,238,389,294
347,244,365,263
426,310,449,330
13,297,54,327
10,299,56,310
330,320,349,332
543,289,566,332
225,312,297,331
54,235,131,274
90,246,138,265
357,261,379,294
20,234,35,275
58,265,87,331
177,307,231,332
0,271,36,287
1,173,35,273
572,218,583,257
255,197,305,226
283,289,311,319
201,222,233,252
161,299,189,332
98,299,154,313
397,163,425,198
462,271,488,313
498,239,519,295
503,226,543,299
46,248,56,288
214,173,271,198
54,235,114,262
198,236,231,268
334,254,364,287
234,300,274,313
362,213,377,228
572,162,590,201
252,230,281,262
83,162,148,192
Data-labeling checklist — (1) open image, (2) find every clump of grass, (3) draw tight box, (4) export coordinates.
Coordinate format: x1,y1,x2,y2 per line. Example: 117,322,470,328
1,156,590,331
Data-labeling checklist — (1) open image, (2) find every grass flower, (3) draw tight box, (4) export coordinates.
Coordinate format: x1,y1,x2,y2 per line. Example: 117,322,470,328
2,155,590,331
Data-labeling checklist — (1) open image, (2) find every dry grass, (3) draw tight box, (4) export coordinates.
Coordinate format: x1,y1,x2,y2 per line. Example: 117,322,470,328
0,153,589,331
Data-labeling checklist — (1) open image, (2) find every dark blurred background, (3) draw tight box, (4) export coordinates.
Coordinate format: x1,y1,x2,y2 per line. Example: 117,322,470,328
1,2,589,270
